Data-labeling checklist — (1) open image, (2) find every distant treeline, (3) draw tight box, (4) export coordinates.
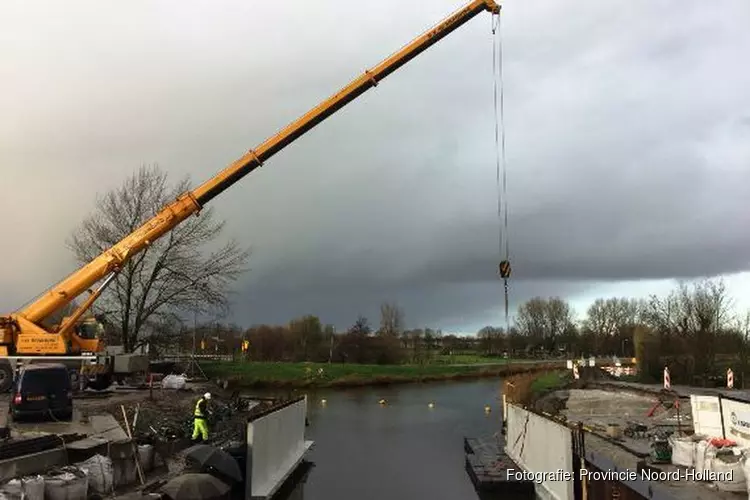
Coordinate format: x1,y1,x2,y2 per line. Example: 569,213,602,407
144,278,750,387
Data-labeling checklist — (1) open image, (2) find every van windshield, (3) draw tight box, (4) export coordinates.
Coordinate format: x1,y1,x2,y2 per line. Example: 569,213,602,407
21,369,69,392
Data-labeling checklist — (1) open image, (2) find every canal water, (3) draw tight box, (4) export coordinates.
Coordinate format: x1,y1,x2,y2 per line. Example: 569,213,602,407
275,378,504,500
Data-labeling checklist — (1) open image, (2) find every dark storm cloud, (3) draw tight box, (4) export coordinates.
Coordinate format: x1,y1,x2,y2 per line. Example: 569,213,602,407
233,279,590,333
2,0,749,330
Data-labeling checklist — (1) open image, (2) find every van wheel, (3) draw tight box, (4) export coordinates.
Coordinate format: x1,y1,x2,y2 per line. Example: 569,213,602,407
0,364,13,393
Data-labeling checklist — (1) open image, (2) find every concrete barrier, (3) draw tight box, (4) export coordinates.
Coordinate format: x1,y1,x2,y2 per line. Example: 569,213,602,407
505,403,574,500
0,447,66,482
245,396,313,500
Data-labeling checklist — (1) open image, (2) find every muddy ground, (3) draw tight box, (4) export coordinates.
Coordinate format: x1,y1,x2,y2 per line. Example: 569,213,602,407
0,383,277,446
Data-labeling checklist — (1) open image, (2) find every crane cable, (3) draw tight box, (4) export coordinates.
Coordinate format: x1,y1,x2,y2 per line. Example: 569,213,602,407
492,12,511,332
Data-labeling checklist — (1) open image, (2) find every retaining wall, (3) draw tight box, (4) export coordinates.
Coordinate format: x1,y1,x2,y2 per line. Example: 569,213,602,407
505,403,575,500
245,396,313,500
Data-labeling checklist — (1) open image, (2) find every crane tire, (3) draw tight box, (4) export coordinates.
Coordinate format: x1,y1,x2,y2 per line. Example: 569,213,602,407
88,374,113,391
0,363,13,393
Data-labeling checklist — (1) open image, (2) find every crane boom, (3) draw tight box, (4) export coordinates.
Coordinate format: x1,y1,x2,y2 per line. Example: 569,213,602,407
4,0,500,354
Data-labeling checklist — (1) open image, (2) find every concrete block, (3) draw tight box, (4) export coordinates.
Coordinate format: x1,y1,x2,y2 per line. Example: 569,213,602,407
90,414,129,441
0,447,66,482
114,354,149,374
66,437,109,463
109,440,134,460
113,458,137,487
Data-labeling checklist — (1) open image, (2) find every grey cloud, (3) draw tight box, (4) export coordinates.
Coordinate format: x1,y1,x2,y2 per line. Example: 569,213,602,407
2,0,749,331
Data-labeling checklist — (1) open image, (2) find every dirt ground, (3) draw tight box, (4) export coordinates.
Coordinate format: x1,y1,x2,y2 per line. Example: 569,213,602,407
0,382,276,446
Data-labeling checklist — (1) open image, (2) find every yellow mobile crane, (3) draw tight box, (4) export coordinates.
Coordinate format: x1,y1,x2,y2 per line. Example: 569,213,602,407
0,0,501,392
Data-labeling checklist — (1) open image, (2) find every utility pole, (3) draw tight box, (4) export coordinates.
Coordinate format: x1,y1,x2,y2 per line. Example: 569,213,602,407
189,309,197,378
328,329,334,364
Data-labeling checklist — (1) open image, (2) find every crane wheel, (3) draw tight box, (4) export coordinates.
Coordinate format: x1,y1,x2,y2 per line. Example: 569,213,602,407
0,363,13,393
87,374,113,391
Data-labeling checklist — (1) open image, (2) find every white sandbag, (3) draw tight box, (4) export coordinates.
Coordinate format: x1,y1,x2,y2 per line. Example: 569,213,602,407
669,435,696,467
695,440,709,475
138,444,155,472
161,374,187,390
2,476,45,500
704,445,719,476
712,453,746,492
21,476,44,500
0,479,24,500
742,455,750,498
76,454,113,494
44,468,89,500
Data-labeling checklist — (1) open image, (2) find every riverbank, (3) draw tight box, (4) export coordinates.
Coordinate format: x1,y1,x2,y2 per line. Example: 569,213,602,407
199,360,565,388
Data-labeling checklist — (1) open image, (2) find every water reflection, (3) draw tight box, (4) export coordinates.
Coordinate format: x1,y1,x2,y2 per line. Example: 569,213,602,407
271,378,504,500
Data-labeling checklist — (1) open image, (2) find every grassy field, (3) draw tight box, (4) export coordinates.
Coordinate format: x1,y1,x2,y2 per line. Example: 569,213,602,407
529,371,571,396
200,359,564,388
431,353,505,364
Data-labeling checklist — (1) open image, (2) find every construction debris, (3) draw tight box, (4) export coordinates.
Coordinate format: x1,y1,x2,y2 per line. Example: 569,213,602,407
0,381,287,500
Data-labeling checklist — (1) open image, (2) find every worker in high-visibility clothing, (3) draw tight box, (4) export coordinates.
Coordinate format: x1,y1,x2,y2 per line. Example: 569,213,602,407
192,392,212,442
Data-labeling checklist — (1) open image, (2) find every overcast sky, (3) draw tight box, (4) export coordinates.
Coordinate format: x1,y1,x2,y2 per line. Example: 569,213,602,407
2,0,749,333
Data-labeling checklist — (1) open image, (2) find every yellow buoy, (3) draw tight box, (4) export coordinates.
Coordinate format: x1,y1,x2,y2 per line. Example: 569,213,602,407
428,402,435,409
320,399,327,405
379,399,387,405
484,405,491,413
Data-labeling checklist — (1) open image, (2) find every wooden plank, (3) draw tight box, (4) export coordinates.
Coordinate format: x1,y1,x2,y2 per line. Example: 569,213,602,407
464,435,535,497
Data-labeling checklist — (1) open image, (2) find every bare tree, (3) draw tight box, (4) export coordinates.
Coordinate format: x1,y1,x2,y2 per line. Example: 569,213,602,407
350,315,372,336
737,311,750,388
515,297,574,352
477,326,503,355
643,278,732,380
288,315,324,361
546,297,574,339
584,297,642,336
379,301,404,337
409,329,424,363
515,297,547,339
68,164,249,352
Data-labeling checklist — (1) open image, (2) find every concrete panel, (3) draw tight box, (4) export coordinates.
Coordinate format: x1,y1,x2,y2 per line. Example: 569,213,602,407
246,397,313,500
0,447,66,482
505,404,574,500
690,395,723,438
720,397,750,446
113,354,149,374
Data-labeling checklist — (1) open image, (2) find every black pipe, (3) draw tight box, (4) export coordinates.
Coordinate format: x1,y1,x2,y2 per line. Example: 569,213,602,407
718,393,726,439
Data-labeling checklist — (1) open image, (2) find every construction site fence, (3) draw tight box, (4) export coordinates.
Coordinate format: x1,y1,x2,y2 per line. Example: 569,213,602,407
159,354,234,362
691,392,750,448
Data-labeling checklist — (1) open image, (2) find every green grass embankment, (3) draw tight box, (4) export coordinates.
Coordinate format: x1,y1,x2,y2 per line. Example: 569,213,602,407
200,359,566,389
529,371,571,398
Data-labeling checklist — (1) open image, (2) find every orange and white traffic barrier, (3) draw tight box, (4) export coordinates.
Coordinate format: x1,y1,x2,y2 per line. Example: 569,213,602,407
663,367,671,390
728,368,734,389
573,363,580,380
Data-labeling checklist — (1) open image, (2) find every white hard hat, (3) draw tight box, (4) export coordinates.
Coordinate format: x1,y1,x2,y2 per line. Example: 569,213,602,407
204,392,212,400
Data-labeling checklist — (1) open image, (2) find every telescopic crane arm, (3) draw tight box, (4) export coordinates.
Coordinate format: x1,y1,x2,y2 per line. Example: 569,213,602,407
1,0,500,355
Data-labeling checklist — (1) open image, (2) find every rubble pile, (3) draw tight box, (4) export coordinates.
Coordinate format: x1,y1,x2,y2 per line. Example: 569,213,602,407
80,387,277,445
